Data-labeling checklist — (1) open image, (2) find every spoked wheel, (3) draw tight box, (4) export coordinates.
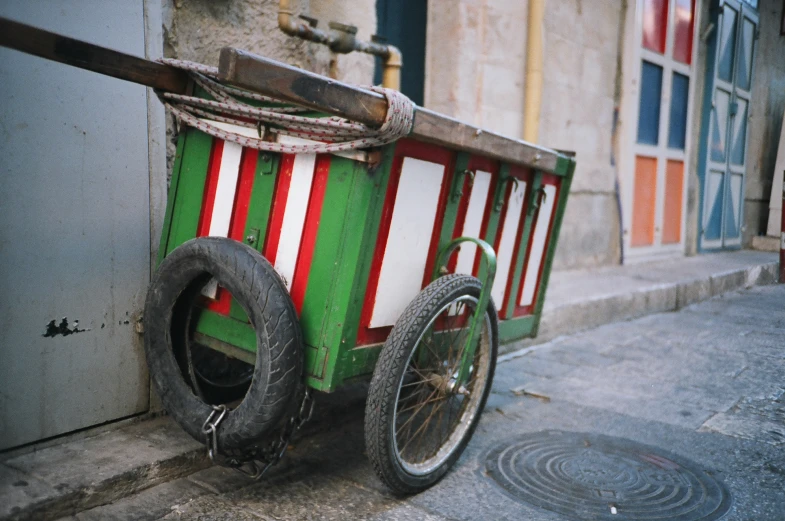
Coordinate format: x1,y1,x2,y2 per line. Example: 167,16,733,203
365,274,498,494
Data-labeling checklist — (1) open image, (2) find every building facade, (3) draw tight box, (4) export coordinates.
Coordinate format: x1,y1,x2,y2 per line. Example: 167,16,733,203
1,0,783,450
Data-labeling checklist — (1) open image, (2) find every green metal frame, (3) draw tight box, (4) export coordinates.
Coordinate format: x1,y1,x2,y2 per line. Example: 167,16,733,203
432,237,497,386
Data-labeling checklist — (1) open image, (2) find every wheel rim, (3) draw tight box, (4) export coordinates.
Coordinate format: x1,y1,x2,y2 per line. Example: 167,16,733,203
391,295,491,476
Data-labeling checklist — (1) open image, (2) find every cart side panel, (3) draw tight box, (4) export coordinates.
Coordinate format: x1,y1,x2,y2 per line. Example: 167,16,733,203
300,148,397,390
353,139,458,347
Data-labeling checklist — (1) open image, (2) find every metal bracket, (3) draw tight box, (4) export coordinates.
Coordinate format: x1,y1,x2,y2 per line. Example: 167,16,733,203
494,175,520,211
432,237,497,387
529,186,547,215
452,169,475,202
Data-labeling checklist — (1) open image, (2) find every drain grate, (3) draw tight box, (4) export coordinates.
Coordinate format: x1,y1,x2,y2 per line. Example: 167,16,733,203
485,431,731,520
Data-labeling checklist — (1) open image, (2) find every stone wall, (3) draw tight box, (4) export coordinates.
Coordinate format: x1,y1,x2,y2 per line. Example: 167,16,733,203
744,0,785,243
424,0,528,138
539,0,623,269
425,0,622,270
161,0,376,169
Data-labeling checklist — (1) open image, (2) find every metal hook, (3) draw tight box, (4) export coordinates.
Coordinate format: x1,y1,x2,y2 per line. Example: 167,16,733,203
494,175,520,210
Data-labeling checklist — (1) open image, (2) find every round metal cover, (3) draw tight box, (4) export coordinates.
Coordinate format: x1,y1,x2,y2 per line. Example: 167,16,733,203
485,430,731,521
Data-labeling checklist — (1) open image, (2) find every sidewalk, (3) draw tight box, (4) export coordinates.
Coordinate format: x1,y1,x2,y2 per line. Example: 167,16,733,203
0,250,780,521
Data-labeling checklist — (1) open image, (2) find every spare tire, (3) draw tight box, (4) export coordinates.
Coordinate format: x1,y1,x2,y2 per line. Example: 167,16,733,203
144,237,303,452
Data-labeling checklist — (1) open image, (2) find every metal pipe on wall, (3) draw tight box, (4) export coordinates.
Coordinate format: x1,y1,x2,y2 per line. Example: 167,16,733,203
523,0,544,143
277,0,402,90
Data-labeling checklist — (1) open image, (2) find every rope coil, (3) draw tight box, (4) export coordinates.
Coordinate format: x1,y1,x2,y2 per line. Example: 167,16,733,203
157,59,415,154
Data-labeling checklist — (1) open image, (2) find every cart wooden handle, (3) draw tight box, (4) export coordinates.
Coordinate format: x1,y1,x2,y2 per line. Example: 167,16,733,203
0,16,188,93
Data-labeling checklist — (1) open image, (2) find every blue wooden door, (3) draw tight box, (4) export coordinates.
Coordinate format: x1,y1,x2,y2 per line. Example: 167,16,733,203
698,0,758,250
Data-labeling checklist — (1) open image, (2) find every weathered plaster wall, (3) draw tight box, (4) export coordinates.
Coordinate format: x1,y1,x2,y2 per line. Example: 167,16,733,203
539,0,623,269
744,0,785,244
162,0,376,169
425,0,622,270
162,0,375,80
424,0,528,138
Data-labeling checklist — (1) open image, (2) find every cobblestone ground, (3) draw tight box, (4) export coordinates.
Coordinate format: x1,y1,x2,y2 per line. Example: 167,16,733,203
65,285,785,520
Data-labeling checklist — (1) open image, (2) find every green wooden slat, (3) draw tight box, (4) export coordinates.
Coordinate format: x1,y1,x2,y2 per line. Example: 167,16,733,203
228,152,280,323
297,155,361,381
157,130,188,264
301,146,396,391
194,310,257,354
529,159,575,337
498,314,537,343
436,152,468,269
164,129,213,256
478,164,506,285
504,172,541,318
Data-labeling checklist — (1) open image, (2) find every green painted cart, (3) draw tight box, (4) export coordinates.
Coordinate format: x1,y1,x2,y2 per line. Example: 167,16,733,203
142,49,576,493
0,18,574,495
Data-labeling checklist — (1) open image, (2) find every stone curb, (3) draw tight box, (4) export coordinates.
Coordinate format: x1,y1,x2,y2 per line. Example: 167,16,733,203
500,259,779,355
0,418,210,521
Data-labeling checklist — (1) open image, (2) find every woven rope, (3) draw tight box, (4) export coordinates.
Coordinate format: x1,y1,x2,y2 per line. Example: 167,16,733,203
157,59,415,154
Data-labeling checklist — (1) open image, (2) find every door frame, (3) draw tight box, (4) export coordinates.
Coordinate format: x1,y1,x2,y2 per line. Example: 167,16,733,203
619,0,702,263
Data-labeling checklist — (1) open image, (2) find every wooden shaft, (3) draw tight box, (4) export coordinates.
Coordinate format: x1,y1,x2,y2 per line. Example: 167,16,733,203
0,17,189,94
219,48,389,128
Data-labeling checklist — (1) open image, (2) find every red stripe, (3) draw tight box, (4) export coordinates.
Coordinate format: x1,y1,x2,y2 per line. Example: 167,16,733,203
263,154,295,265
206,148,259,316
490,181,513,308
470,157,501,276
355,154,404,346
290,155,331,313
421,159,456,288
228,149,258,242
514,174,561,317
197,139,224,237
500,166,531,318
196,139,231,314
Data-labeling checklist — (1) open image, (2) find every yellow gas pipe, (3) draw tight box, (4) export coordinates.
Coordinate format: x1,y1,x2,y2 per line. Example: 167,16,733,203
277,0,402,90
524,0,544,143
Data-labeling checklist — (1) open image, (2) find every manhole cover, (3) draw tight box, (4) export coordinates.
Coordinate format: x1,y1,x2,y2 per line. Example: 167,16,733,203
485,431,731,520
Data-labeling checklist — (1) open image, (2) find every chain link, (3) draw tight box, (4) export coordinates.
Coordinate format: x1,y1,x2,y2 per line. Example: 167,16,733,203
202,388,315,481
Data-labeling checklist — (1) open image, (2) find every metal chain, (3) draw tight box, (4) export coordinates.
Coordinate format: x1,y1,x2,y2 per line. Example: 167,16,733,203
202,388,315,481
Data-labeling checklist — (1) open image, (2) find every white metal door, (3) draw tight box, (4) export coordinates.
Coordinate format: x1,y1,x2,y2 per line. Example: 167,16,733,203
0,2,153,450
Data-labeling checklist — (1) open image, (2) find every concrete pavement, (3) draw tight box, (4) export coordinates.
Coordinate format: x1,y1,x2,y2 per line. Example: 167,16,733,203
46,282,785,520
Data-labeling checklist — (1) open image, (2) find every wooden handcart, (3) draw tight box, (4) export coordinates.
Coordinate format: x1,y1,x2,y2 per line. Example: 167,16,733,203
1,18,575,494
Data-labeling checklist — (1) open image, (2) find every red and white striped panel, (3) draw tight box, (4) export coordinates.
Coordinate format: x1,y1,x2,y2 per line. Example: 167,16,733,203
491,181,528,308
369,157,447,328
453,170,493,276
196,123,328,314
197,124,260,311
519,183,557,308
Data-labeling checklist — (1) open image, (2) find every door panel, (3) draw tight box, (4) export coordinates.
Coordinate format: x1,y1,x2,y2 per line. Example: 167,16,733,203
0,2,151,449
698,0,757,250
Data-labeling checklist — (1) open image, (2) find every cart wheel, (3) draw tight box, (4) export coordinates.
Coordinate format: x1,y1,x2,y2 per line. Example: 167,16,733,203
365,274,498,494
144,237,303,452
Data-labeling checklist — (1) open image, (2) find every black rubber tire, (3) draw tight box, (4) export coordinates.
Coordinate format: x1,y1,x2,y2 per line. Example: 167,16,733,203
364,274,499,494
144,237,303,452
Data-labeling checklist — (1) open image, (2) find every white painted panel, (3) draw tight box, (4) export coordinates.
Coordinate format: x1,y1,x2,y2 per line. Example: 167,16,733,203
370,158,445,328
208,141,243,237
454,170,492,275
202,140,242,299
275,153,317,290
520,184,557,306
491,182,527,307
